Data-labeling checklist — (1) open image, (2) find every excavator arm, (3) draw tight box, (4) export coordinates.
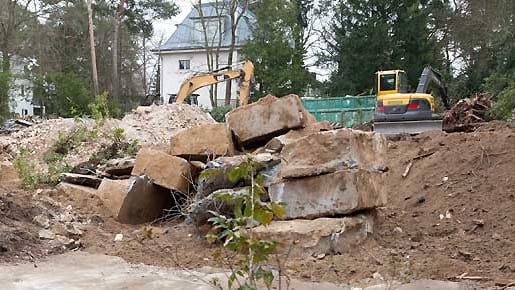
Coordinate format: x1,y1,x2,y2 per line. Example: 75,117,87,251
415,65,450,109
175,60,254,106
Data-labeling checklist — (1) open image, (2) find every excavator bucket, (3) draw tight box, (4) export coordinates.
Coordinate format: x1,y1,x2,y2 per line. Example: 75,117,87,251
373,120,443,134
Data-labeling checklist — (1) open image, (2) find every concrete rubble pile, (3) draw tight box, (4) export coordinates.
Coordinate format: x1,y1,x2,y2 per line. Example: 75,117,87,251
53,95,388,257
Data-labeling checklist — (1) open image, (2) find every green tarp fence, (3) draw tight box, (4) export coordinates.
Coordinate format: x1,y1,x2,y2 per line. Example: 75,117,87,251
301,95,376,127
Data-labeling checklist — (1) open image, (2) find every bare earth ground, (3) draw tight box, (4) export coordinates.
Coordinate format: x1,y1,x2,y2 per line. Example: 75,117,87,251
1,122,514,288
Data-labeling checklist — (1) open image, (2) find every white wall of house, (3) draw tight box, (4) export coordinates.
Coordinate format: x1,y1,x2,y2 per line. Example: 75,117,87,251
159,49,241,108
8,57,35,117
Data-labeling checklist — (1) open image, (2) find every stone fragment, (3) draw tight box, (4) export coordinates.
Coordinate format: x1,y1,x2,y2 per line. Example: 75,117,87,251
226,95,313,149
197,154,280,199
169,123,230,160
97,157,135,176
114,233,124,242
189,188,243,226
96,177,172,224
56,183,98,198
279,128,386,179
132,148,194,193
60,173,102,188
117,176,173,225
96,178,130,218
33,214,50,229
38,229,56,240
252,215,373,257
256,121,332,154
269,170,386,219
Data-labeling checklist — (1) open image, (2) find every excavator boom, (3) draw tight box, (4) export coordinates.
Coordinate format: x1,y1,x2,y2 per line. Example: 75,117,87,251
175,60,254,106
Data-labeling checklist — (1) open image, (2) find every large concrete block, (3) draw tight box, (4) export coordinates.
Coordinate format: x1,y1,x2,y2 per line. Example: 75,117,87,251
132,148,193,193
169,123,230,161
118,176,172,224
279,129,386,179
226,95,311,149
269,170,386,219
96,177,173,225
96,178,130,218
252,215,373,257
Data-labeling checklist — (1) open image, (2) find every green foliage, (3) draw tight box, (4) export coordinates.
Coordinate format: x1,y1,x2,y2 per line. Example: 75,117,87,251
491,81,515,121
205,106,233,122
320,0,445,96
32,71,93,117
243,0,312,98
88,92,111,123
89,127,139,165
0,71,11,121
13,148,39,189
207,156,284,290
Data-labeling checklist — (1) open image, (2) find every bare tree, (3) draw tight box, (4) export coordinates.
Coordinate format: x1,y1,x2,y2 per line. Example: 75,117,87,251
224,0,249,105
193,0,226,107
112,0,125,101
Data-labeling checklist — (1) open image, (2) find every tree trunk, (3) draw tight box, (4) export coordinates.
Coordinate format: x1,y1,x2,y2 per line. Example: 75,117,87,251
0,50,11,119
87,0,99,96
143,36,147,95
112,0,125,101
224,28,236,106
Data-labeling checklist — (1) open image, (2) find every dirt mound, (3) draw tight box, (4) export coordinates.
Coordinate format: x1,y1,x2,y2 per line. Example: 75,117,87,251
374,123,515,285
0,104,214,170
119,104,215,145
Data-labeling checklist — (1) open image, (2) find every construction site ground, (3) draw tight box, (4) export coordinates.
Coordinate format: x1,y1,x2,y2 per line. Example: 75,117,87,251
1,121,514,288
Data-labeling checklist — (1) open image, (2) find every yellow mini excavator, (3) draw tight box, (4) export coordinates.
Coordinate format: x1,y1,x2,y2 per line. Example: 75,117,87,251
173,60,254,106
373,65,450,134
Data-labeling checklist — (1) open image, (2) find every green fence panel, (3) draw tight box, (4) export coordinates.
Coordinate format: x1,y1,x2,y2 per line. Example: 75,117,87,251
301,95,376,127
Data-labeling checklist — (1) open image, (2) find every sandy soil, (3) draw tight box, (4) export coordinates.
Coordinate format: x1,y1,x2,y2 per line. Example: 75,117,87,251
1,122,514,288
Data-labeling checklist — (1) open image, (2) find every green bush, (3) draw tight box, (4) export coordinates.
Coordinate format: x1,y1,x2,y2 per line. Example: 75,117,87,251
13,148,39,189
206,106,233,122
491,81,515,121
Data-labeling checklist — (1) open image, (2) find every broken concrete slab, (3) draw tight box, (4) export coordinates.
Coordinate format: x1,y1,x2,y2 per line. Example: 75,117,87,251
132,148,194,193
279,129,386,179
117,176,172,224
252,215,373,257
97,157,135,176
365,279,468,290
226,94,312,149
60,173,102,188
169,123,230,161
269,169,386,220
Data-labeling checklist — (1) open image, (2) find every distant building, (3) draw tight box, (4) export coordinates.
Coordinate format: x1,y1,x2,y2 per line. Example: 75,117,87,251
155,2,255,108
1,55,40,117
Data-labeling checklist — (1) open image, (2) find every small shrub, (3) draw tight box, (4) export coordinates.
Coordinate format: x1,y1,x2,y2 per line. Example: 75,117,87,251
206,106,233,122
88,92,111,124
13,148,39,189
206,155,285,290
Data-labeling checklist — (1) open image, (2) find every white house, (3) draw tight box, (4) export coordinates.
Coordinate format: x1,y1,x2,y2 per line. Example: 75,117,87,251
5,56,39,117
155,2,255,108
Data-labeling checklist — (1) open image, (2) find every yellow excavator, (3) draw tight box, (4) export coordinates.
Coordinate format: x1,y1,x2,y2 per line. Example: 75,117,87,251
173,60,254,106
373,65,450,134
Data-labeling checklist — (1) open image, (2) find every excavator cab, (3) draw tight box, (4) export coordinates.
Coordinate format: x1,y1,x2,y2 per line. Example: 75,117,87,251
373,66,449,134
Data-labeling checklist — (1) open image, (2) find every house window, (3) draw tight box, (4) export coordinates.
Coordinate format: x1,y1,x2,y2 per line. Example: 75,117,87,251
179,60,190,70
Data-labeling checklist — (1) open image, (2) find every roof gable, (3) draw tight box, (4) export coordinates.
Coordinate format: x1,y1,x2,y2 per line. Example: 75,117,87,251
158,2,255,52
